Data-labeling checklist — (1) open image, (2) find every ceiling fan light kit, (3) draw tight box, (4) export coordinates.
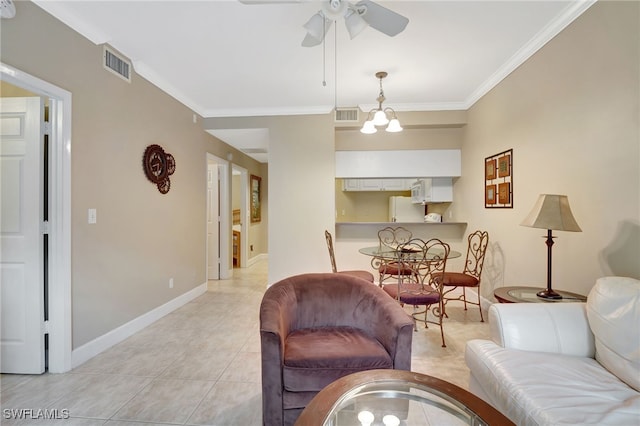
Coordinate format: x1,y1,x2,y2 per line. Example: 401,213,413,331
298,0,408,47
361,71,403,134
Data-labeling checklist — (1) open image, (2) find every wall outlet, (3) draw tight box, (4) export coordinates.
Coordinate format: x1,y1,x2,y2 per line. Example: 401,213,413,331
169,278,174,289
88,208,97,224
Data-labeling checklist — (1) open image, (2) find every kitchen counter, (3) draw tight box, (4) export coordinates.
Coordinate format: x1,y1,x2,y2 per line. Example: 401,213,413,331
336,222,467,226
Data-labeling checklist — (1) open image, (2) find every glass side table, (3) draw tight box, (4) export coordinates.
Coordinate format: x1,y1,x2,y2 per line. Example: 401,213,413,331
295,369,514,426
494,286,586,303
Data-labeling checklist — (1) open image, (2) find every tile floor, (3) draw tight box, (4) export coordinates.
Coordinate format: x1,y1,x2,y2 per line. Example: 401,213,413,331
0,258,490,425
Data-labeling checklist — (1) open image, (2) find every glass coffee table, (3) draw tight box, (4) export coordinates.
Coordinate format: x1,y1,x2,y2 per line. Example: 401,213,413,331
296,369,513,426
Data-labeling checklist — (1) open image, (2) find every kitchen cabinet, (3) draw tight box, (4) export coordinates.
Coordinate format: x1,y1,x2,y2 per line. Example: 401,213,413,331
336,149,461,178
411,178,453,203
342,178,413,192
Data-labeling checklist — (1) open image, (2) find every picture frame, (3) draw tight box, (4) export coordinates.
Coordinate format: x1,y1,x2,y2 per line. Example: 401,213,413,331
485,149,513,208
250,174,261,223
498,182,511,204
485,185,497,205
485,159,497,180
498,154,511,178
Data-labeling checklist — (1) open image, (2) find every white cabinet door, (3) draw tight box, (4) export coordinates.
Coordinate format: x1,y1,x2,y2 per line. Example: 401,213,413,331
382,179,410,191
359,179,384,191
342,179,361,191
431,177,453,202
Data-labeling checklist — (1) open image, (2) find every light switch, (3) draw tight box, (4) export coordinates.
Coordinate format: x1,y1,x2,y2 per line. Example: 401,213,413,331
88,208,97,224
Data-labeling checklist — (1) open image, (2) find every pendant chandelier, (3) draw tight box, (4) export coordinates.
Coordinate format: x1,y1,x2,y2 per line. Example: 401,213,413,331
360,71,403,134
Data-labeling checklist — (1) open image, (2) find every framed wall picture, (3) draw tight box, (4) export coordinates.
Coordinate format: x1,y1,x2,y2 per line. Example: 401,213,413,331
485,185,497,205
250,174,261,223
498,154,511,178
485,159,497,180
498,182,511,204
485,149,513,208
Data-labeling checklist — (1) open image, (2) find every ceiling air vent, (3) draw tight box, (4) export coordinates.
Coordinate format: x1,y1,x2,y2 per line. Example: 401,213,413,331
103,45,131,83
334,108,359,123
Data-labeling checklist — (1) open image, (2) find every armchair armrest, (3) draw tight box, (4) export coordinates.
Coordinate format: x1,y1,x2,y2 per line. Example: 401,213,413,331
489,303,595,357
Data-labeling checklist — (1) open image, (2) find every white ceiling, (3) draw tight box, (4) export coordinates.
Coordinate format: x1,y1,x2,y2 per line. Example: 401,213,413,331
32,0,595,162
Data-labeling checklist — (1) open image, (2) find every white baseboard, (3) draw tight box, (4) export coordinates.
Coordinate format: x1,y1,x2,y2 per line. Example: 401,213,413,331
247,253,268,267
71,283,207,369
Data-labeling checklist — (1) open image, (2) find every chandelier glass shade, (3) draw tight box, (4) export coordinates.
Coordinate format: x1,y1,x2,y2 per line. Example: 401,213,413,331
360,71,403,134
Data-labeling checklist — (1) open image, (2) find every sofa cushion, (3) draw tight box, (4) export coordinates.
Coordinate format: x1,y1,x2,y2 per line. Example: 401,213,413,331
586,276,640,392
466,339,640,425
283,326,392,392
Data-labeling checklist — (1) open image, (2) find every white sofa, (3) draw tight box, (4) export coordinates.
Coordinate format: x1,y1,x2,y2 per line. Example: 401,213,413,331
465,276,640,425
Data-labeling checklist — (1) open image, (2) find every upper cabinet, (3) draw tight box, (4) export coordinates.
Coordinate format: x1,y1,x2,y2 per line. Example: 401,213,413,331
335,149,461,179
342,178,414,192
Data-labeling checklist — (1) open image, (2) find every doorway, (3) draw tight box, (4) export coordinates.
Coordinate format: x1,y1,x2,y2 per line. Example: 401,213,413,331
0,63,72,373
231,165,249,270
206,154,230,280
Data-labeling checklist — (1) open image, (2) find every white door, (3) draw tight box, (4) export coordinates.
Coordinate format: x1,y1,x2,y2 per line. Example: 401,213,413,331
207,162,220,279
0,97,46,374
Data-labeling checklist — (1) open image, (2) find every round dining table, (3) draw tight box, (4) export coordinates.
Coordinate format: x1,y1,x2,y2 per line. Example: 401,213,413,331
359,246,462,260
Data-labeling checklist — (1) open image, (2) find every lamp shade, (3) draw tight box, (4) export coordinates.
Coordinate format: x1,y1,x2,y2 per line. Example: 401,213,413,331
303,12,330,42
372,109,389,126
360,120,377,134
385,118,403,132
345,9,368,39
520,194,581,232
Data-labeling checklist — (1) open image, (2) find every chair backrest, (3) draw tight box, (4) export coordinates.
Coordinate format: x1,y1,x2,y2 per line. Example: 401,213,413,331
397,238,450,289
462,230,490,279
378,226,412,250
324,230,338,273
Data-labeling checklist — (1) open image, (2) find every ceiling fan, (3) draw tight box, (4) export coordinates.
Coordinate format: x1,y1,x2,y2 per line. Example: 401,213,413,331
239,0,409,47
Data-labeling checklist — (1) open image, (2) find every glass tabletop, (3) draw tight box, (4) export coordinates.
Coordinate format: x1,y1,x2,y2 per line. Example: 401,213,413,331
494,286,587,303
296,370,513,426
359,246,461,260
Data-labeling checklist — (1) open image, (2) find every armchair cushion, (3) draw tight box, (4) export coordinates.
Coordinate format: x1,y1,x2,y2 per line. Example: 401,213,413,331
283,326,392,392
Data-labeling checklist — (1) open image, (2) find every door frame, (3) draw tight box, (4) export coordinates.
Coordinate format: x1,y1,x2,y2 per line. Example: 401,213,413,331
232,164,249,269
206,153,230,279
1,62,72,373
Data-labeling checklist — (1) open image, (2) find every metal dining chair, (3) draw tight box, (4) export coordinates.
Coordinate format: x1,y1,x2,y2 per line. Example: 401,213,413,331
324,230,375,283
381,238,450,347
373,226,417,286
441,230,489,322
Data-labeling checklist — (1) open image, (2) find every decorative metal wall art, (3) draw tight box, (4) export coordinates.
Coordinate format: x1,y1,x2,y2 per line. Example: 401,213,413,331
142,144,175,194
485,149,512,208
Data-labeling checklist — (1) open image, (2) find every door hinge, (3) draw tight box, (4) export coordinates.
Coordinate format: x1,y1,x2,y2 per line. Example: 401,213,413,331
43,121,51,136
43,320,50,334
41,220,49,235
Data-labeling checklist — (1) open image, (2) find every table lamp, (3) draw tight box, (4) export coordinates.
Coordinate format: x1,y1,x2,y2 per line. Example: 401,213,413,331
520,194,582,299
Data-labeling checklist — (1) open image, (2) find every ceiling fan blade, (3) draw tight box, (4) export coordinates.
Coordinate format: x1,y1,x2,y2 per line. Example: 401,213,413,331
356,0,408,37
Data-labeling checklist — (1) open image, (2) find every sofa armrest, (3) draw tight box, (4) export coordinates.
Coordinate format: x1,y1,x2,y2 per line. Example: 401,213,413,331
489,303,595,357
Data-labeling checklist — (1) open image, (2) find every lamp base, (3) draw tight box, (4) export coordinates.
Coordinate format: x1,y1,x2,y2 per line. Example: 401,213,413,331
537,289,563,300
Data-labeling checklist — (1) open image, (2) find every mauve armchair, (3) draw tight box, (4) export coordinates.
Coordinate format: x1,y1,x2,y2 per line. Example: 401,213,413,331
260,273,414,426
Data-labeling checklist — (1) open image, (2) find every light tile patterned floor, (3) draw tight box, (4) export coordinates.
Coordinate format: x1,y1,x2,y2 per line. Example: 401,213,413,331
0,259,490,425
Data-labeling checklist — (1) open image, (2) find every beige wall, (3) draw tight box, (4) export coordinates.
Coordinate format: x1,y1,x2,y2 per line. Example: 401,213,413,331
455,0,639,298
1,1,265,348
2,0,637,356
